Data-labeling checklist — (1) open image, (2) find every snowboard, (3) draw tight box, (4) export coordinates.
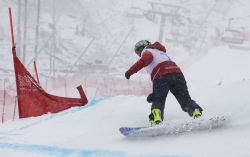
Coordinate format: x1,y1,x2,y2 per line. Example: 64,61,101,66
120,116,226,137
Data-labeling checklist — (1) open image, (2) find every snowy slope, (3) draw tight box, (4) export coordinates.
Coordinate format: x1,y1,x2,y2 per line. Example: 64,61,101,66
0,45,250,157
1,0,250,157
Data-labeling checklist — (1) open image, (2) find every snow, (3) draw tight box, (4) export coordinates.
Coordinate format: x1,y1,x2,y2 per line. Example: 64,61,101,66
1,0,250,157
0,48,250,156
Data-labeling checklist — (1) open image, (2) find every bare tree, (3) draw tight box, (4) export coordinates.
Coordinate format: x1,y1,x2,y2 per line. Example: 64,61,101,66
17,0,22,57
50,0,57,76
34,0,41,62
22,0,28,64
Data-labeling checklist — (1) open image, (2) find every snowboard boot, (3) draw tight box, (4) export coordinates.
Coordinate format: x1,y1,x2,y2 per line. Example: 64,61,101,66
192,108,202,118
149,109,162,125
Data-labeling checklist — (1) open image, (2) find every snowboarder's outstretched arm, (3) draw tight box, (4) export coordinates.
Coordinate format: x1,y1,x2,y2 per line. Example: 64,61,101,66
125,51,153,79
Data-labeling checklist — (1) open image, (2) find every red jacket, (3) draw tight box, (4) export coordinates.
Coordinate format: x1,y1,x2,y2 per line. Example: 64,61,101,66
128,42,182,80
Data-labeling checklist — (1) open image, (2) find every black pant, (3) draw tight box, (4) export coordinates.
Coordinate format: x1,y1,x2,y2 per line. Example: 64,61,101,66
151,73,202,120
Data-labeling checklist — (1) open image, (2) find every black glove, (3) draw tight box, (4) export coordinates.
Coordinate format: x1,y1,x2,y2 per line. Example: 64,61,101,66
12,46,16,52
147,93,153,103
125,71,131,79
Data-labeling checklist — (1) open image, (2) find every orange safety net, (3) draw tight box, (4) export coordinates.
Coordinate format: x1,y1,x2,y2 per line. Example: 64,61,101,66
13,52,88,118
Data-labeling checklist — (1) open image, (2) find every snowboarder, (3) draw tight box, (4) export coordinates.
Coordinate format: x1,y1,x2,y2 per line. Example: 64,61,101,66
125,40,203,125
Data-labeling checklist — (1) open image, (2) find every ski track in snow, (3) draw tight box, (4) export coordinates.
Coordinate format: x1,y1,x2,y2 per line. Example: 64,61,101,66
0,97,189,157
0,92,249,157
0,97,108,135
0,141,189,157
0,142,124,157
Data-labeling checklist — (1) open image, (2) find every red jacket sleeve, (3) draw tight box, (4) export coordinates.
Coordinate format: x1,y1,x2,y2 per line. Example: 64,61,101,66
128,51,153,75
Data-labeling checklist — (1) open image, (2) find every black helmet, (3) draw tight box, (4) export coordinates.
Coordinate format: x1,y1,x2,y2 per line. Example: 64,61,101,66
134,40,150,56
